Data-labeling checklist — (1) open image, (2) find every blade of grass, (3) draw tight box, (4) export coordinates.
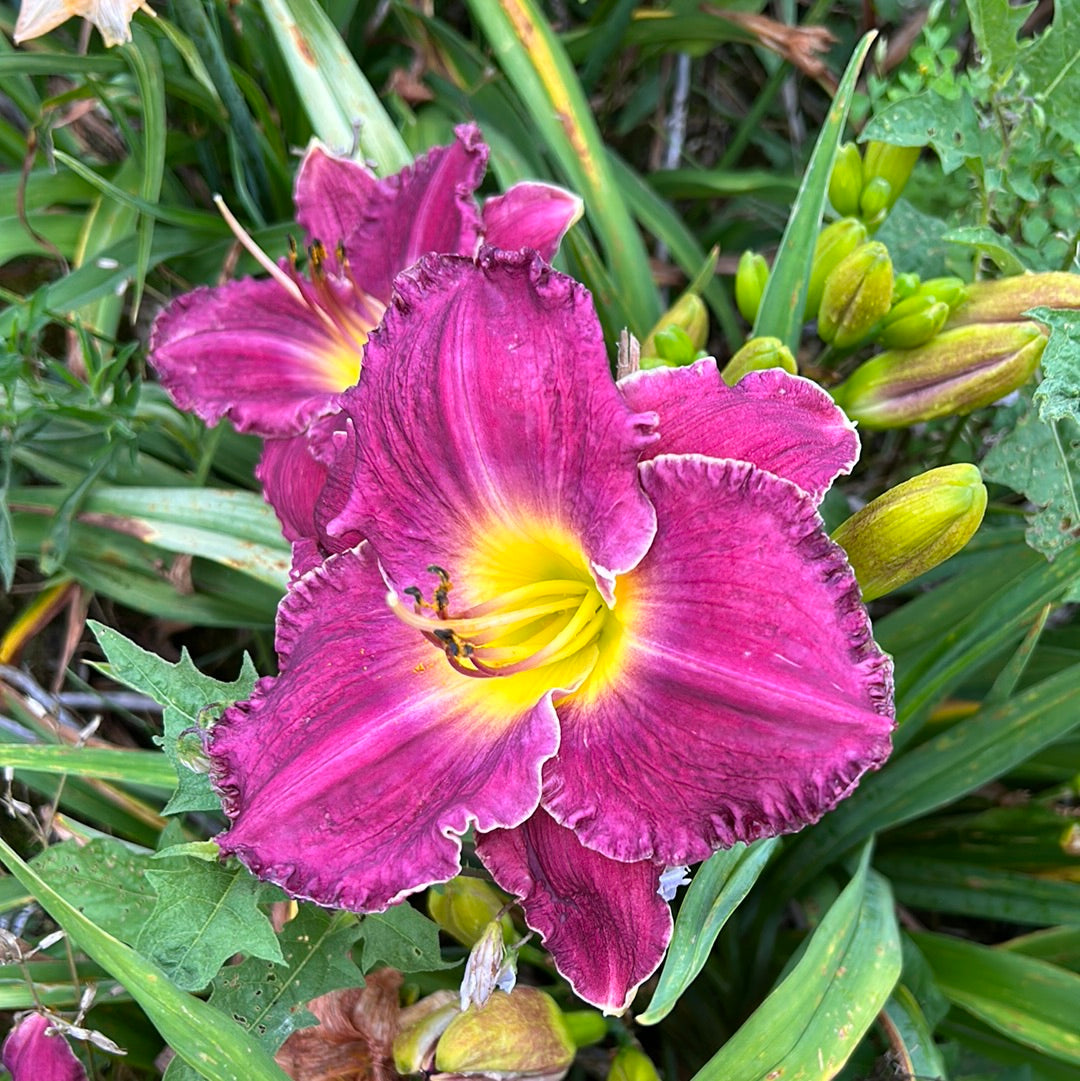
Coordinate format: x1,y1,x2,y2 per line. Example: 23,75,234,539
259,0,410,172
752,32,876,351
464,0,661,336
0,745,176,789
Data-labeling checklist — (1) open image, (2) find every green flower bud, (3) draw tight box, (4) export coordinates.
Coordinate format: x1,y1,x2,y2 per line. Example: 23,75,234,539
947,271,1080,326
861,141,920,205
608,1046,662,1081
804,217,869,318
394,992,461,1074
874,295,950,348
832,464,987,601
562,1010,607,1048
641,292,709,360
892,273,920,302
828,142,864,218
720,336,797,385
833,321,1047,428
735,250,769,324
429,877,514,948
641,326,699,370
858,175,893,227
916,275,967,311
818,241,894,349
434,988,575,1081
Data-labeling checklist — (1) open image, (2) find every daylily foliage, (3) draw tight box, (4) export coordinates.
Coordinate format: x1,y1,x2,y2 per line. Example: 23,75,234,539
205,248,895,1012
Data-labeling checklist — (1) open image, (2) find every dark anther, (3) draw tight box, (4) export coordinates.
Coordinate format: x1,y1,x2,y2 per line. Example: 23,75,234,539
336,241,347,266
427,564,450,580
403,585,423,606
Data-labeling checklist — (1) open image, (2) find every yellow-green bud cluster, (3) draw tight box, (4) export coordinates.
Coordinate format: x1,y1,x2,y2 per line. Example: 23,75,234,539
829,140,921,227
818,241,894,349
833,464,987,601
735,250,769,324
641,292,710,368
721,336,797,385
870,275,967,349
833,321,1047,428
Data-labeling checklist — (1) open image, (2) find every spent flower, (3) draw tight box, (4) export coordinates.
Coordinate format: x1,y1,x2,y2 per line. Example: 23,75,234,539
208,249,894,1012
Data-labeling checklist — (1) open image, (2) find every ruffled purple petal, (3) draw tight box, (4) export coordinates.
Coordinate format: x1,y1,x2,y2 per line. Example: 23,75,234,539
332,124,488,306
150,277,361,437
543,454,894,866
619,361,859,502
294,143,379,263
322,249,658,604
258,434,327,545
210,545,564,912
481,183,583,261
2,1014,87,1081
476,811,672,1014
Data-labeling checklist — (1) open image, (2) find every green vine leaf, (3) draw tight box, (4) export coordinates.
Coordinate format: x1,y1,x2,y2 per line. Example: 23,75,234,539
1030,307,1080,424
358,903,455,974
91,621,256,814
135,858,285,991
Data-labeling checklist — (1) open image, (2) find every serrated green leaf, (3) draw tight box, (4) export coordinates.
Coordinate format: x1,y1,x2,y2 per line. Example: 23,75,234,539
32,837,158,941
1020,0,1080,145
752,32,875,352
863,89,990,174
0,836,292,1081
693,848,900,1081
90,622,257,814
982,404,1080,565
638,837,779,1026
1030,307,1080,423
965,0,1036,81
163,905,364,1081
358,902,454,973
135,859,284,991
913,931,1080,1065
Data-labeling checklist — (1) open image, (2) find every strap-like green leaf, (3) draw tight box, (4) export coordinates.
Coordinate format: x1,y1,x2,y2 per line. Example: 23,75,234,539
752,32,876,352
693,846,901,1081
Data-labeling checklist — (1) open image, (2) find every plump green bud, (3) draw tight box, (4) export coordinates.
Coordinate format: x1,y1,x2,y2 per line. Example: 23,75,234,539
804,217,869,318
562,1011,607,1048
892,272,920,302
818,241,894,349
434,989,575,1081
429,877,513,947
875,295,950,348
947,271,1080,326
608,1047,663,1081
916,275,967,311
829,142,864,217
641,292,708,361
833,321,1047,428
858,175,893,227
720,336,797,385
735,250,769,324
861,141,920,205
832,464,987,601
394,992,462,1073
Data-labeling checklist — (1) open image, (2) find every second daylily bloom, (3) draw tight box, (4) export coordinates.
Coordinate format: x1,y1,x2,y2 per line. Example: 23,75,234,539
150,125,582,551
209,249,894,1013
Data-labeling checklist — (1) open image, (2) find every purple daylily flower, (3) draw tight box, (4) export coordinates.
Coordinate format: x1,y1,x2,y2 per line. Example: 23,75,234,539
2,1014,87,1081
208,249,894,1012
149,125,582,555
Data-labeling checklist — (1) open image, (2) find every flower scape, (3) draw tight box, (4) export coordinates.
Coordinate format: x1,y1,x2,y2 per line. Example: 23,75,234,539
151,130,895,1015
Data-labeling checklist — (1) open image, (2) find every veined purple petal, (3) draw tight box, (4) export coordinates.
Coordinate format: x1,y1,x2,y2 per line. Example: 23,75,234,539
210,545,567,912
331,124,488,305
294,143,379,265
543,454,894,866
2,1014,87,1081
619,361,859,502
258,434,326,545
476,811,672,1014
481,183,583,261
150,277,362,437
321,249,657,605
